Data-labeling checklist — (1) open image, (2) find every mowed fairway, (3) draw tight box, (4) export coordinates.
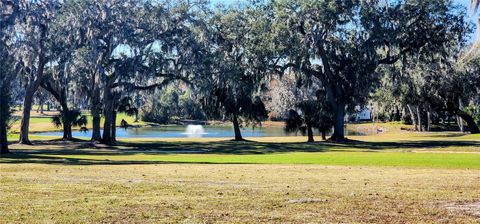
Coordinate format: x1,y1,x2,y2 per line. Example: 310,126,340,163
1,133,480,223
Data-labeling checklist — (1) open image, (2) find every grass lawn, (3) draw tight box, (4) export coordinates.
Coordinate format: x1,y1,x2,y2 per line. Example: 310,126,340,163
1,132,479,223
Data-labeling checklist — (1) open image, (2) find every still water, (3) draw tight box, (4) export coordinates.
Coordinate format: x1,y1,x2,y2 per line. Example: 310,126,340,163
35,125,321,138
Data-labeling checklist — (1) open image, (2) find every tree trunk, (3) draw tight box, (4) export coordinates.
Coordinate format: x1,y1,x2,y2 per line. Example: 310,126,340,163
456,111,479,134
90,90,102,141
62,121,72,140
42,79,72,141
111,111,117,143
90,72,102,141
371,109,376,123
0,122,8,154
330,101,346,141
407,104,418,131
19,86,37,145
101,77,115,145
19,24,47,145
306,123,314,143
457,115,464,132
0,88,9,154
394,106,401,121
91,111,102,141
61,105,72,141
433,112,440,125
427,111,431,132
232,113,244,141
37,98,44,114
458,98,465,132
0,116,8,153
62,119,69,140
321,130,327,141
102,103,113,145
134,112,139,123
102,115,112,144
68,124,72,139
60,100,73,140
416,106,423,132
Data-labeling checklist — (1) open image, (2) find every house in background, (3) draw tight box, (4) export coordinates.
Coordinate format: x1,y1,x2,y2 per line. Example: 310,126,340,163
354,107,372,122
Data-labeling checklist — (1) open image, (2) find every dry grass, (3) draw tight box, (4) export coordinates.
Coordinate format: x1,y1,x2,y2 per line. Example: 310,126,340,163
1,126,479,223
1,164,480,223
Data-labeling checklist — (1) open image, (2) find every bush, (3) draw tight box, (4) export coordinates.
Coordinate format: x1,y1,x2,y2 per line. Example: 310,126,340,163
465,105,480,126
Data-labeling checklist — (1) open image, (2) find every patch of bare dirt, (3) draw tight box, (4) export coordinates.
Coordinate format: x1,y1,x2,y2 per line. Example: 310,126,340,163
445,201,480,217
288,198,328,204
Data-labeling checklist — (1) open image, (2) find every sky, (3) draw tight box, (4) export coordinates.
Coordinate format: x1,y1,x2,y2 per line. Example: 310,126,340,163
211,0,479,41
457,0,480,41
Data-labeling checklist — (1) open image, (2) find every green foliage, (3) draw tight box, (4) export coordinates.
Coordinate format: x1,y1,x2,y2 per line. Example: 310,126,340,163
271,0,470,139
285,109,303,133
197,3,271,127
117,98,138,118
285,91,335,135
374,35,480,131
0,82,13,131
51,109,88,128
3,0,478,142
142,84,205,124
465,105,480,126
1,3,18,152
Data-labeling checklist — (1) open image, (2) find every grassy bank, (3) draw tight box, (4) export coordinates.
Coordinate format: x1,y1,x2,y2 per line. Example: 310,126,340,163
9,112,146,133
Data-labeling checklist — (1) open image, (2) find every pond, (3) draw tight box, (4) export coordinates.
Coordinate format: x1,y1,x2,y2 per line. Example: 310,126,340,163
34,125,357,139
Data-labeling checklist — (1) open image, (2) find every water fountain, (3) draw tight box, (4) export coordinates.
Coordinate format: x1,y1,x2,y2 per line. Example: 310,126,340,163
184,125,207,138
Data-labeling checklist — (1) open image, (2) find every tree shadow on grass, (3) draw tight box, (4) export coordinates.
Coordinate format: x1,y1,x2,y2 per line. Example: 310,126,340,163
1,138,479,165
336,140,480,151
0,153,240,165
117,139,480,153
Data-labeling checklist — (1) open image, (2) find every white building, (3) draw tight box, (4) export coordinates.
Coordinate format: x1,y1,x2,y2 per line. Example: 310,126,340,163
355,107,372,121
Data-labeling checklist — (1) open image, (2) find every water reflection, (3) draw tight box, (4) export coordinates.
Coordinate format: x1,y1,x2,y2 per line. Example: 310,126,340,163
35,125,365,138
